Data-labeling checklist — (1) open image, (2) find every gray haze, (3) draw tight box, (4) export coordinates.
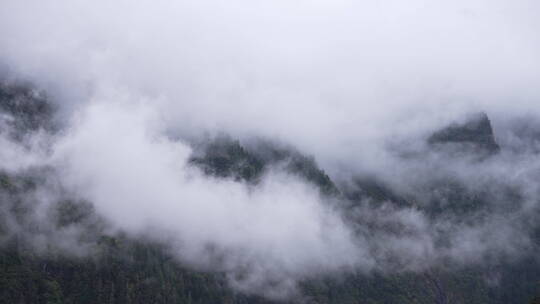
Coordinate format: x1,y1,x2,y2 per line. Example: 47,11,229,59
0,0,540,298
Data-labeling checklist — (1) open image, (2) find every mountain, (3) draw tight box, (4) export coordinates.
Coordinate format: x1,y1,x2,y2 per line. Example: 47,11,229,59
0,81,539,303
190,137,339,195
428,112,500,156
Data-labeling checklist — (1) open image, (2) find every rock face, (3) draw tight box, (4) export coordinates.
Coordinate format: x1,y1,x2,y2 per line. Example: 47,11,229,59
428,112,500,155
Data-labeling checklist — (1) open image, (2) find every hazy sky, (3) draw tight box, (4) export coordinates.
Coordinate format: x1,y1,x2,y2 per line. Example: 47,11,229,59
1,0,539,167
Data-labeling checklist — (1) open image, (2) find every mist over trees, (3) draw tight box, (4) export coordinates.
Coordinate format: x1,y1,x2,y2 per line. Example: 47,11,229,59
1,80,539,303
1,0,540,303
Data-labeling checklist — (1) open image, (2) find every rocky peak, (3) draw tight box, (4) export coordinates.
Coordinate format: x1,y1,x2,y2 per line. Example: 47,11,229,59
428,112,500,155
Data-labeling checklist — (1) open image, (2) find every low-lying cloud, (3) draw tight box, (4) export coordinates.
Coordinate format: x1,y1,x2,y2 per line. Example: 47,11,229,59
0,0,539,298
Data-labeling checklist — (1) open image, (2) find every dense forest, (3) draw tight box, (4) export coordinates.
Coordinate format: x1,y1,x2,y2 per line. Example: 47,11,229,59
1,81,539,304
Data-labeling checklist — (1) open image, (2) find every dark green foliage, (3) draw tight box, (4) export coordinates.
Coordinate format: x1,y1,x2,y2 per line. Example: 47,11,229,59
2,237,537,304
344,177,410,209
0,81,55,138
281,153,339,196
247,140,339,196
190,137,339,196
190,137,265,182
0,237,276,304
54,200,96,228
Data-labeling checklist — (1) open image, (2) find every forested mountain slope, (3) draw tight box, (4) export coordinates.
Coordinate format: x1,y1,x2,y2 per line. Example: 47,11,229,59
0,81,539,303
